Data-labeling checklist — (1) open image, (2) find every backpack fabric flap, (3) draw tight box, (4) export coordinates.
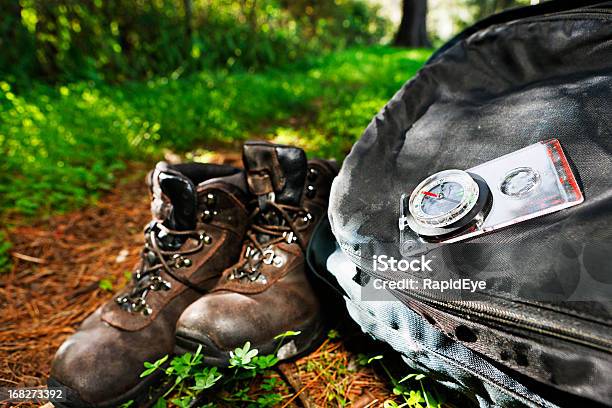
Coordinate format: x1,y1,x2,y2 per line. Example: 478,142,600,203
327,247,560,408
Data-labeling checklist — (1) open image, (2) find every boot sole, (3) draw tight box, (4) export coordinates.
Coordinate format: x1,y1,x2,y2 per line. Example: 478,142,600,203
47,362,172,408
174,316,326,367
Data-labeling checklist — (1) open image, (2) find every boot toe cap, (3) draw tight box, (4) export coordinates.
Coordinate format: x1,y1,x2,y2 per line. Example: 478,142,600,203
175,292,260,352
175,289,322,364
50,310,172,405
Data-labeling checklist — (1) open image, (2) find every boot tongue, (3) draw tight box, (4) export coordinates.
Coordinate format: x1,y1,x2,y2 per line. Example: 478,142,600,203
242,142,307,208
148,162,197,232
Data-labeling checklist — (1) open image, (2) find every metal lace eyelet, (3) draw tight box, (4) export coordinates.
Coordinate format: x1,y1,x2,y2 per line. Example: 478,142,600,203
272,254,284,267
205,193,216,207
262,249,275,265
198,232,212,245
149,275,172,291
128,297,148,314
306,185,316,198
283,231,295,244
172,254,191,268
230,268,244,280
201,209,213,222
149,276,160,288
307,167,319,181
248,272,261,282
172,253,181,264
145,251,157,264
295,212,312,229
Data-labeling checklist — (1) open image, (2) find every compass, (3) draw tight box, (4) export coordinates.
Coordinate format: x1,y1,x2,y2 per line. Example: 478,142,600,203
401,169,492,240
398,140,584,254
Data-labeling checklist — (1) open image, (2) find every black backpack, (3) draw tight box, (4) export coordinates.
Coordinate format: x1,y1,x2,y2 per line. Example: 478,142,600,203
327,1,612,406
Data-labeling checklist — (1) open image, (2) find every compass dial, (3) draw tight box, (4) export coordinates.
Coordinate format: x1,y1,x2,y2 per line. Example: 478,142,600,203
420,181,465,216
409,170,480,228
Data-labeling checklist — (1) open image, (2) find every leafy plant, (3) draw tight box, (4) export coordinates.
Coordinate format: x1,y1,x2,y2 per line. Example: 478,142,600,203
140,331,306,407
362,355,443,408
273,330,301,340
367,354,384,364
327,328,340,339
141,355,169,378
229,341,259,369
98,278,114,292
191,366,222,391
252,354,279,370
256,392,283,407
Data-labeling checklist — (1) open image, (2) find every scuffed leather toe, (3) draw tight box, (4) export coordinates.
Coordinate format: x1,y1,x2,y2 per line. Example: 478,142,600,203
175,283,321,359
175,291,263,353
50,309,173,405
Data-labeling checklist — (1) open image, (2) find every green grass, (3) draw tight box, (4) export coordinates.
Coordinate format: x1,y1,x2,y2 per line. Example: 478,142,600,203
0,45,430,218
0,45,431,271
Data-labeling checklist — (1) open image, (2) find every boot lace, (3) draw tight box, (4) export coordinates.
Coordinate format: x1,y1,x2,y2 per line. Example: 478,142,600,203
115,222,212,315
229,201,312,283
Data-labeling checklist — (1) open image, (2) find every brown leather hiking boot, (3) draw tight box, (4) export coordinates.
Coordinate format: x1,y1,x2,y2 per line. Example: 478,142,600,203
48,162,250,407
175,142,338,366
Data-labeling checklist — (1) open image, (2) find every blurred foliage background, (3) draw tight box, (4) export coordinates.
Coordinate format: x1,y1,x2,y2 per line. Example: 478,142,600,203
1,0,388,83
0,0,538,272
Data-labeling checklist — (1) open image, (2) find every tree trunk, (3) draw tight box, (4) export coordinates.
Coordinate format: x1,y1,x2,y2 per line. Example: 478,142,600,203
183,0,193,38
393,0,430,47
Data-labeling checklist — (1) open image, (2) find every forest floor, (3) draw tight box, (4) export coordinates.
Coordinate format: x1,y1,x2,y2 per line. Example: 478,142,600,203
0,150,409,408
0,46,451,407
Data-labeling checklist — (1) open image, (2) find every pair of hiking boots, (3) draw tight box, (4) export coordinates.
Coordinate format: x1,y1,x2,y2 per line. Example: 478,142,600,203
48,142,337,407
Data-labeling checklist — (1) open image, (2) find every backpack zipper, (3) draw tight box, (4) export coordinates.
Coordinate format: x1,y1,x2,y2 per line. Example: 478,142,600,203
404,289,612,353
343,245,612,353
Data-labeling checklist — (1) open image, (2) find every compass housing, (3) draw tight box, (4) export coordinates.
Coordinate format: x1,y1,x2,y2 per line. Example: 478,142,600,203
404,170,492,240
409,170,479,228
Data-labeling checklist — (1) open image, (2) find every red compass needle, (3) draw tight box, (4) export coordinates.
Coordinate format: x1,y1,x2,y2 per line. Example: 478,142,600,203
422,191,439,198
